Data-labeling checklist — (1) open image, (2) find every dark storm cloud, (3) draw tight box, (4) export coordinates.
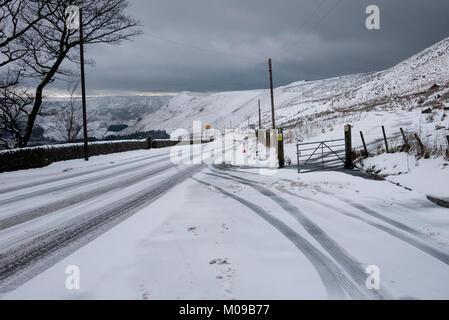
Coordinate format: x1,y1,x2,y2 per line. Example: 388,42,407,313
65,0,449,94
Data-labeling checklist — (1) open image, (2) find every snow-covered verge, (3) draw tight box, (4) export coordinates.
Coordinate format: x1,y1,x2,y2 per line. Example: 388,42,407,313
360,153,449,201
283,122,449,204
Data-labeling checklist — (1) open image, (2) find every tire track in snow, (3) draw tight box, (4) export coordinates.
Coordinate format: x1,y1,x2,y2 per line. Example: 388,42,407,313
208,168,389,300
342,200,431,240
0,162,176,231
192,177,353,299
0,151,170,195
214,166,445,247
277,188,449,267
0,165,204,293
0,154,171,206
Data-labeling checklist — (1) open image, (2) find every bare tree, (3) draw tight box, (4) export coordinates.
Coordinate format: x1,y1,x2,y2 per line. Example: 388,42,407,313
49,81,83,143
17,0,141,148
0,0,140,148
0,0,52,68
0,1,52,148
0,72,33,148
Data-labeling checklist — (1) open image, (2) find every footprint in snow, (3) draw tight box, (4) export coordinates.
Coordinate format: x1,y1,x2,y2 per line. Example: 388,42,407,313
187,226,199,236
209,258,230,265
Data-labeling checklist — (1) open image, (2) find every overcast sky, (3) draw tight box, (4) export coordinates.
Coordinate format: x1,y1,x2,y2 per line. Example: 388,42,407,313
52,0,449,95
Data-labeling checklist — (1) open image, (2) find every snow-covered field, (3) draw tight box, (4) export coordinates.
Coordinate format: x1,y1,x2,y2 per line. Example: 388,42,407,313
1,139,449,300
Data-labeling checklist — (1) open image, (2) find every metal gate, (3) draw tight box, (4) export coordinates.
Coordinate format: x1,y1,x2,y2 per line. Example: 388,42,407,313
296,138,346,173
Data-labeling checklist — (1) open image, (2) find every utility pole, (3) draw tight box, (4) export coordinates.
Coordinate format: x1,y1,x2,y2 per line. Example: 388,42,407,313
258,99,262,129
79,9,89,161
268,58,275,129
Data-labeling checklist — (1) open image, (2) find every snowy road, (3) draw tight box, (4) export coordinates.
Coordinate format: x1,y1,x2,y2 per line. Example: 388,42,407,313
1,145,449,299
0,147,204,293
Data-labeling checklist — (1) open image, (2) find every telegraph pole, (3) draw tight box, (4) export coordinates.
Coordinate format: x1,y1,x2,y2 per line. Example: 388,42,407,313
268,59,284,168
268,58,275,129
258,99,262,129
79,9,89,161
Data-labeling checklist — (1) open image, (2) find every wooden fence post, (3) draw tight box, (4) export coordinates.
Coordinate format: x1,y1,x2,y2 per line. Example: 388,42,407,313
266,130,271,149
446,136,449,158
382,126,389,153
360,131,368,157
222,133,225,163
344,125,353,169
232,139,236,164
414,133,424,155
400,128,408,149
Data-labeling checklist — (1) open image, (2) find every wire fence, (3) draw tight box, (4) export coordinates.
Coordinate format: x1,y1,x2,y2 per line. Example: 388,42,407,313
355,126,449,159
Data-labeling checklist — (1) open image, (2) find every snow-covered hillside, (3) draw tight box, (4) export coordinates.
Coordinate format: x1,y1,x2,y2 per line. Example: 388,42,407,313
127,37,449,143
38,95,171,140
37,37,449,147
